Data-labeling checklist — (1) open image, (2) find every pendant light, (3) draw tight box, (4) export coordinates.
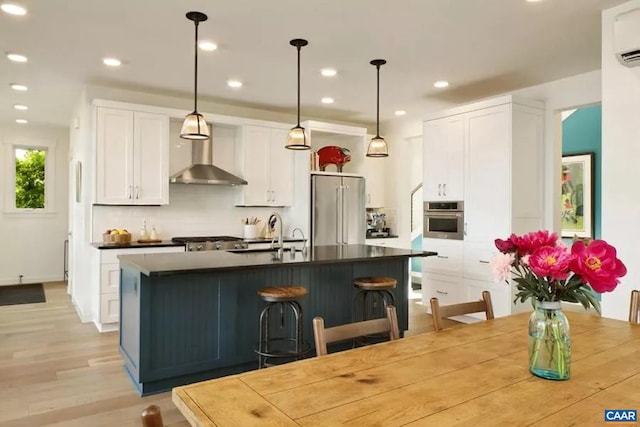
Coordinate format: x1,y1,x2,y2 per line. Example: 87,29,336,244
366,59,389,157
286,38,310,150
181,11,210,140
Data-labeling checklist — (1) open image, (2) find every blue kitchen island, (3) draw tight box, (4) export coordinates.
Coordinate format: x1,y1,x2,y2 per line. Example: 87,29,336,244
118,244,435,395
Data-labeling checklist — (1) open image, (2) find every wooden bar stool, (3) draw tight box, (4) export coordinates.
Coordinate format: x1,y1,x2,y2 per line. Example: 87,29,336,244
352,276,397,344
255,286,310,368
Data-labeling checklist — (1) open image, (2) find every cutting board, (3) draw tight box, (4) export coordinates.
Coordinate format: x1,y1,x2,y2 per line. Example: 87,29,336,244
137,239,162,243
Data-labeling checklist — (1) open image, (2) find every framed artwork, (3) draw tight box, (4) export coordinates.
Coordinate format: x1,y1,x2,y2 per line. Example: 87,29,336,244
561,152,594,238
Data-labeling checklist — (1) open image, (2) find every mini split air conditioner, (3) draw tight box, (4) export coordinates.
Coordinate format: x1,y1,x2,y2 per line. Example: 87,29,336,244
614,8,640,67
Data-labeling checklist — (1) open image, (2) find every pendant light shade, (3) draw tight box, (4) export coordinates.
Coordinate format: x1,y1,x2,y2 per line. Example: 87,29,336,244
181,11,210,140
366,59,389,157
286,38,310,150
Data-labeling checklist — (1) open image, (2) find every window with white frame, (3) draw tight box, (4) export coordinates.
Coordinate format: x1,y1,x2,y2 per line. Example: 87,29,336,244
4,140,56,213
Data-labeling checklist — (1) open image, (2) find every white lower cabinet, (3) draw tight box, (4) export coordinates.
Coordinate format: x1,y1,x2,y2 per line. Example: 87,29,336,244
463,242,497,282
422,273,465,310
422,238,463,277
465,278,511,320
365,238,401,248
94,246,185,332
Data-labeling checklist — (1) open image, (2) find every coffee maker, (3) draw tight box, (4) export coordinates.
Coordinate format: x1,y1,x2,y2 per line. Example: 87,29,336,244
366,212,388,237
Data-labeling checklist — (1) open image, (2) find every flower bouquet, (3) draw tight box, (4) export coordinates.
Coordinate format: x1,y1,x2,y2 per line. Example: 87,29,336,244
491,230,627,380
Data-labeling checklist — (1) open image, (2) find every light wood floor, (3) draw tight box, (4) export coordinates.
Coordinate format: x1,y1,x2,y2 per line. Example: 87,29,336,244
0,282,445,426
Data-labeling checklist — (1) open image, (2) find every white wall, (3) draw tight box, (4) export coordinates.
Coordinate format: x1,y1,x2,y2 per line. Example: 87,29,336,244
0,124,69,285
600,0,640,320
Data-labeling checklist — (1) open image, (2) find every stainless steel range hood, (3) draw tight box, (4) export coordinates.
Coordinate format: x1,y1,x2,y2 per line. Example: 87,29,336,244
170,138,247,185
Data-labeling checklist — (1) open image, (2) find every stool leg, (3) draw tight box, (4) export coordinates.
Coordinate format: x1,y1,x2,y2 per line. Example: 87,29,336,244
382,290,396,308
290,300,304,361
258,304,269,369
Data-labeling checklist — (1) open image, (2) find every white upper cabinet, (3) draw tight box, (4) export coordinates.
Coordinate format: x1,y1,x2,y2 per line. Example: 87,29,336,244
95,107,169,205
423,115,464,201
463,105,511,243
235,125,294,206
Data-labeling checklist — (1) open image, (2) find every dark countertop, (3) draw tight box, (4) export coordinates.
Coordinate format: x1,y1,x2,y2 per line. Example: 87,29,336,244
92,240,185,250
119,244,437,276
365,235,399,239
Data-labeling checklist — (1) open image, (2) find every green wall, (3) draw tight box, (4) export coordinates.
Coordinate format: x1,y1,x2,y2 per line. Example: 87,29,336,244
562,105,601,239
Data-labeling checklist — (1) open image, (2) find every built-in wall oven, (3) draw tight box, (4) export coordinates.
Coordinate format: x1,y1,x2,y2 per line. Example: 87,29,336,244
423,201,464,240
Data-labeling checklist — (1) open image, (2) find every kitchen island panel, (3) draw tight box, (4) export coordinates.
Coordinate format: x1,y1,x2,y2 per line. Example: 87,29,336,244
120,255,412,396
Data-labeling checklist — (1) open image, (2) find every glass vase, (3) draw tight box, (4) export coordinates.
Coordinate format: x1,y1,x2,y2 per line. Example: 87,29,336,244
528,301,571,380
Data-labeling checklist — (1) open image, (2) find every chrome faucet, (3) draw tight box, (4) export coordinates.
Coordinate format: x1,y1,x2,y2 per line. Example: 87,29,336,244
291,227,307,255
269,212,284,258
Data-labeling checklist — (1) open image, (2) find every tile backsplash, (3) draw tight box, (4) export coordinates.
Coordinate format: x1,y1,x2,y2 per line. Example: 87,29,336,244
92,185,297,242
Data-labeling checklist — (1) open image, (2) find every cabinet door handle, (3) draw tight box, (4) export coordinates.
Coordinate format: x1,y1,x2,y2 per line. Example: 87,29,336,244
479,260,490,264
437,255,449,259
266,190,270,202
464,222,468,236
135,186,140,199
437,184,442,196
442,183,447,196
436,290,448,295
271,190,275,202
367,193,371,204
128,185,133,199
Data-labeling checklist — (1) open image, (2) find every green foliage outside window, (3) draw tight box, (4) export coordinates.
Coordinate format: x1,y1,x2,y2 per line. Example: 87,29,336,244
15,149,46,209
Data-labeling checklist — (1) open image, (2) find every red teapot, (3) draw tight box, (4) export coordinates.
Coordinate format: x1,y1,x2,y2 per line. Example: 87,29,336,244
317,146,351,172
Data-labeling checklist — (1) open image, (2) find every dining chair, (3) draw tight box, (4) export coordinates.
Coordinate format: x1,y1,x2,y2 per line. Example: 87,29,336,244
141,404,164,427
629,290,640,324
313,305,399,356
430,290,495,331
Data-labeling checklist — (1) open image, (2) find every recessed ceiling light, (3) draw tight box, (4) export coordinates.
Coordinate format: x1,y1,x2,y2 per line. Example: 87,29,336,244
1,3,27,15
103,57,122,67
15,119,28,124
434,80,449,88
395,110,407,116
321,97,334,104
7,53,27,62
10,83,27,91
227,80,242,88
199,41,218,51
13,104,28,110
321,68,337,77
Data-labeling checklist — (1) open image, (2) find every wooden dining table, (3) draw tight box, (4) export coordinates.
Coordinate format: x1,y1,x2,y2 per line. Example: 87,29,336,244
172,311,640,426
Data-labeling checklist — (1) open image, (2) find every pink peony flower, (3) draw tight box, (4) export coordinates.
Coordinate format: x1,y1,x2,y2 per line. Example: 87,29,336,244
491,252,515,282
520,254,531,267
495,237,515,253
570,240,627,293
512,230,558,256
529,246,574,281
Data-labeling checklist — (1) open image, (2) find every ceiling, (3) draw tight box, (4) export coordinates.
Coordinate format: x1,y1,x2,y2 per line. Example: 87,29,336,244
0,0,627,128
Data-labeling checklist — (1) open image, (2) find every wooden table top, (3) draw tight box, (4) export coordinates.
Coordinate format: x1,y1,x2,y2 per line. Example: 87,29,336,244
172,312,640,426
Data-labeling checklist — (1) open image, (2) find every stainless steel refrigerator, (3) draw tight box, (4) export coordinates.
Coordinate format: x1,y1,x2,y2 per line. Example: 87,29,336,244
311,174,366,246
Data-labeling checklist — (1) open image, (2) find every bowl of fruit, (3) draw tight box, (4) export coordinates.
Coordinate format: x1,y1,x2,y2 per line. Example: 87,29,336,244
103,229,131,245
